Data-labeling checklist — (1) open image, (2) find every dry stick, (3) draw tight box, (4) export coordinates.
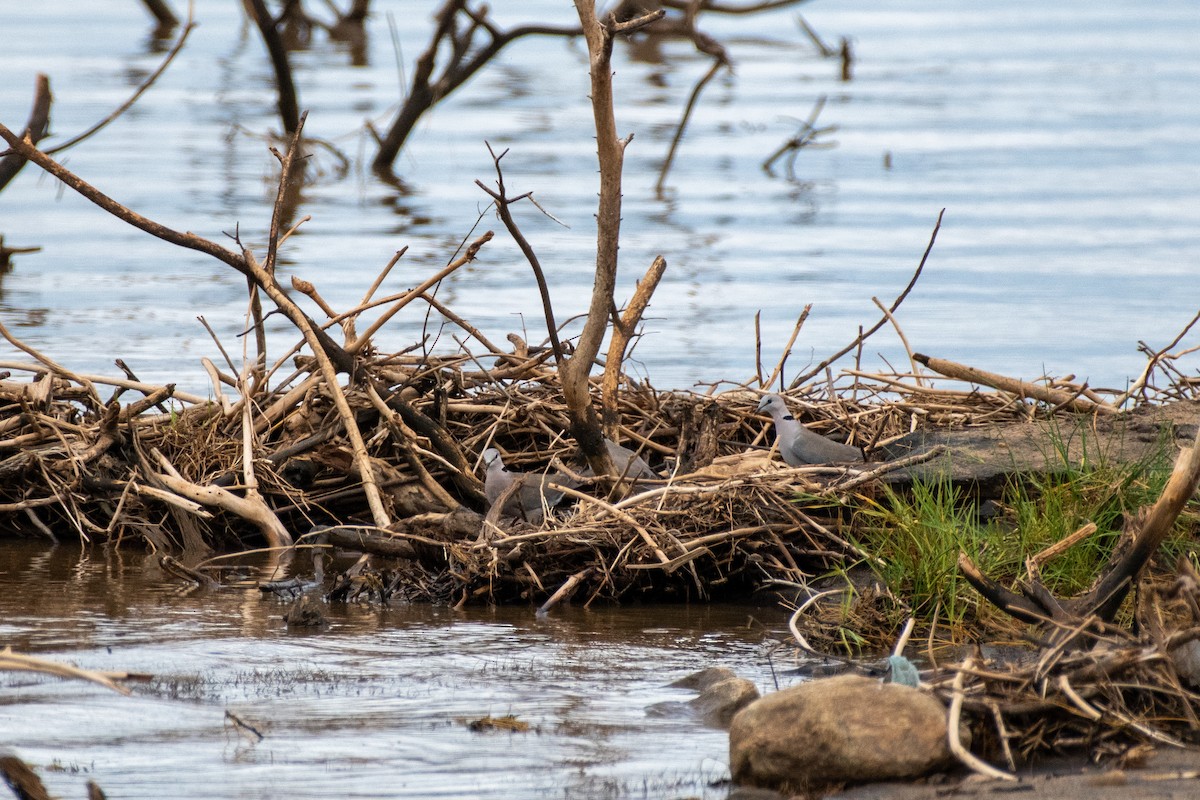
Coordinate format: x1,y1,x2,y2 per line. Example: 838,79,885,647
246,124,310,384
913,353,1118,415
236,366,273,541
130,481,211,516
555,484,672,565
292,275,339,320
824,445,946,495
197,315,239,376
360,247,408,308
0,320,101,406
789,208,944,390
754,311,764,387
0,74,51,192
537,567,593,616
0,362,208,405
1026,522,1098,577
251,120,390,527
602,255,666,436
891,617,916,657
763,304,811,390
475,143,565,366
786,588,857,664
421,292,505,354
872,295,925,387
0,646,132,696
363,382,459,510
264,126,305,278
348,231,493,354
947,658,1017,781
1115,306,1200,408
1087,429,1200,620
151,448,293,546
0,121,354,375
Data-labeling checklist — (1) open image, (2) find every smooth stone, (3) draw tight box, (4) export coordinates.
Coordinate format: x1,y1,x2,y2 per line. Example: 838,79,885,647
651,667,761,728
729,674,960,792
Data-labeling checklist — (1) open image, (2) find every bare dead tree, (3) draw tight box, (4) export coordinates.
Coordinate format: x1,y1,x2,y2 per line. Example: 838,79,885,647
565,2,665,477
244,0,302,134
139,0,179,31
761,95,837,179
654,2,731,194
0,75,51,194
371,1,580,176
326,0,371,64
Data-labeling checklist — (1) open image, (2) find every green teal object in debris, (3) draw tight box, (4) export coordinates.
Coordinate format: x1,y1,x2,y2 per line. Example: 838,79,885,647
885,655,921,688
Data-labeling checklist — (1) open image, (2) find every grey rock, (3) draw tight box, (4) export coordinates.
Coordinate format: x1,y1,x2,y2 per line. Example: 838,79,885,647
689,675,760,728
729,674,958,791
653,667,760,728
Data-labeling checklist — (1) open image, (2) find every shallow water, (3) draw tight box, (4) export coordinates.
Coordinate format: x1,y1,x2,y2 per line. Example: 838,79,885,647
1,2,1198,393
0,542,791,798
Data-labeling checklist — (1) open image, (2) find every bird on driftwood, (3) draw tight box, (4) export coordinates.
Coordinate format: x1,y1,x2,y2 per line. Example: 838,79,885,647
756,393,863,465
482,448,577,523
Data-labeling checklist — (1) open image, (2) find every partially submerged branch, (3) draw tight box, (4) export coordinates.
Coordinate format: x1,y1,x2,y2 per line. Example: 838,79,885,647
245,0,301,134
372,1,581,175
0,74,51,193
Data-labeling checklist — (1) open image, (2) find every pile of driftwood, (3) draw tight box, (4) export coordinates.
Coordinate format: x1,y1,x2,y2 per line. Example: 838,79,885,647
921,555,1200,778
0,327,966,603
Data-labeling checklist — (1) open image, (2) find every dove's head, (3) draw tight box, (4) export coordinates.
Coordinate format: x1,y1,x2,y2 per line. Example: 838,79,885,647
481,448,504,470
756,393,786,415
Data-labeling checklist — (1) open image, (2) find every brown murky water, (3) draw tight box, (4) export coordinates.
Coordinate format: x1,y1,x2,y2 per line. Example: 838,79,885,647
0,541,791,798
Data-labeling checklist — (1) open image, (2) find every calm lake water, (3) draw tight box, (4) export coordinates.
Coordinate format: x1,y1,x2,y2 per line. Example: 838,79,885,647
0,542,788,798
1,1,1198,393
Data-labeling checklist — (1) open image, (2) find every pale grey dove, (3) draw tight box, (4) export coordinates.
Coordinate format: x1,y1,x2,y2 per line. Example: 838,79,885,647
756,394,862,465
482,448,577,523
580,437,659,482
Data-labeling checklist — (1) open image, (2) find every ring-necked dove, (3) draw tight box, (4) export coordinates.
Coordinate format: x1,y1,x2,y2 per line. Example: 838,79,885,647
756,393,862,465
482,448,577,523
580,437,659,482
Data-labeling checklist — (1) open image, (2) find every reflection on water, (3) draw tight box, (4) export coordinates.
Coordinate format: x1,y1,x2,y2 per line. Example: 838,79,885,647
0,542,790,799
0,1,1198,391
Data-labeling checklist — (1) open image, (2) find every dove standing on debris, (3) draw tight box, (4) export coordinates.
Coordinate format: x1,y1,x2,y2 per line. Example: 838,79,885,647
756,394,863,465
482,448,576,523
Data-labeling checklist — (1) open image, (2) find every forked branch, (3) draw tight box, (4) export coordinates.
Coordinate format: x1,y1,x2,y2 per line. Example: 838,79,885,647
565,2,664,477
